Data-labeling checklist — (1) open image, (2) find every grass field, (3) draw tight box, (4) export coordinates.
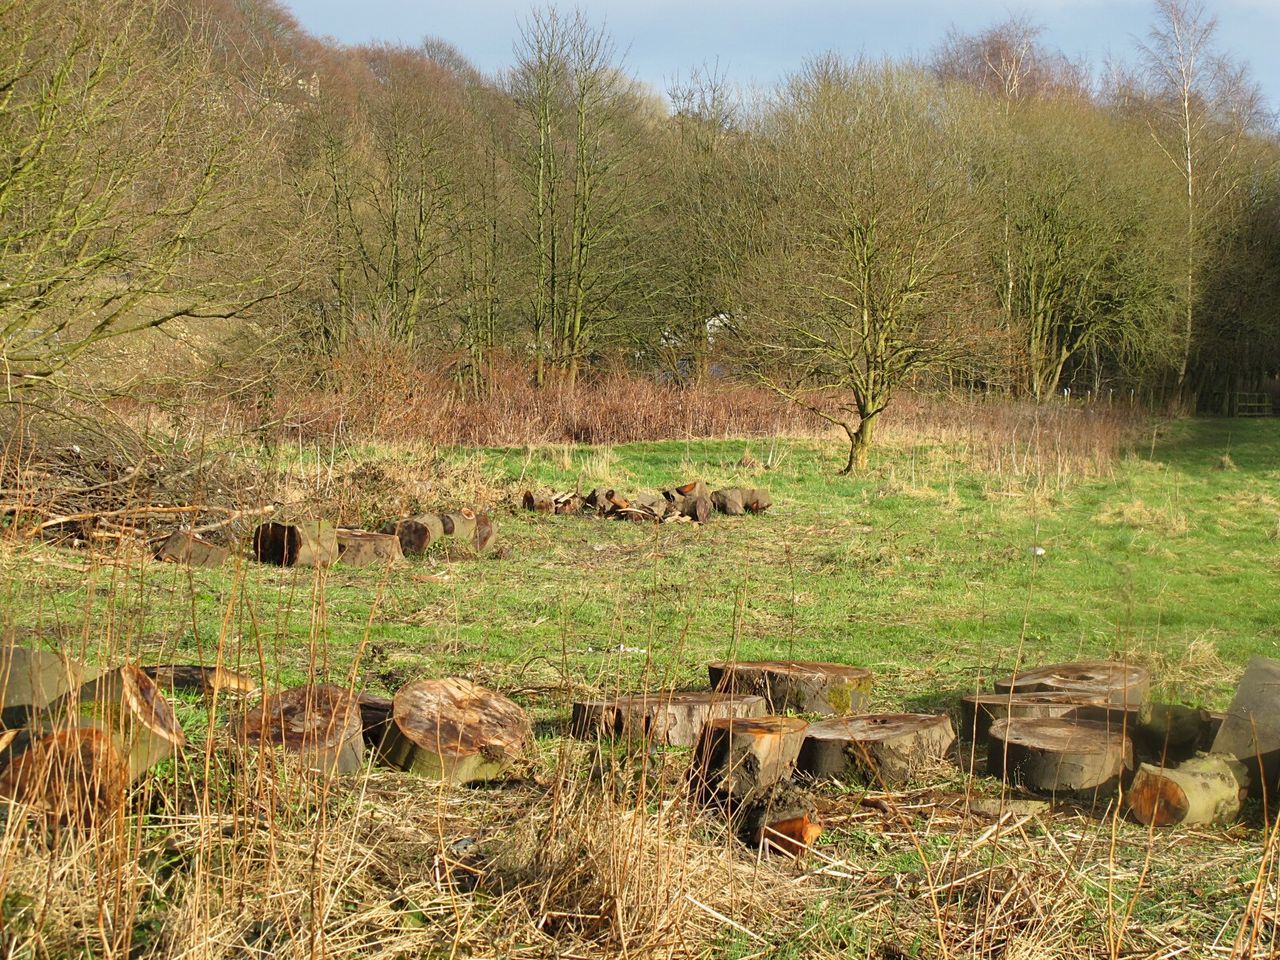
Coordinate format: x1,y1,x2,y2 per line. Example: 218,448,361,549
2,414,1279,958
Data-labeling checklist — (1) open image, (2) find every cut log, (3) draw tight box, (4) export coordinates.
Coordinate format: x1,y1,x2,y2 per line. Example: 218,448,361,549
439,509,477,541
1134,701,1216,765
626,493,670,523
797,713,956,787
672,480,709,501
0,643,93,715
553,495,583,515
708,660,873,716
570,691,767,747
380,678,531,784
1128,754,1247,827
988,717,1132,796
959,691,1109,741
336,528,404,566
381,515,444,555
1211,656,1280,798
46,666,186,782
742,488,772,514
689,715,809,807
235,684,365,776
522,491,554,513
141,664,259,697
679,495,712,523
711,488,745,516
252,520,338,568
473,514,498,552
154,531,229,567
0,727,128,826
993,660,1151,707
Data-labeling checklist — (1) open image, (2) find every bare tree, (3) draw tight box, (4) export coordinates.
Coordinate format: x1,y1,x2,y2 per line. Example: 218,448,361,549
749,59,983,472
1137,0,1265,393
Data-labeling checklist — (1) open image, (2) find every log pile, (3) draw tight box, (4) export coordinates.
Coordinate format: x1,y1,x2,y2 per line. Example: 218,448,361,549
521,480,770,525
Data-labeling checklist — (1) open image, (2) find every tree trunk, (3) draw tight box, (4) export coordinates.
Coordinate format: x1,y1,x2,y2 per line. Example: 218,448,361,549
381,515,444,555
689,715,809,808
570,691,766,747
252,520,338,568
708,660,873,716
336,529,404,566
439,510,477,542
797,713,955,787
235,684,365,777
988,717,1132,797
380,677,531,784
154,531,229,567
1128,754,1247,827
959,691,1109,742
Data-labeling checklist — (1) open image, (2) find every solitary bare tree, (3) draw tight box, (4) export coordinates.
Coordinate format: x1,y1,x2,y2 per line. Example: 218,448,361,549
749,59,982,472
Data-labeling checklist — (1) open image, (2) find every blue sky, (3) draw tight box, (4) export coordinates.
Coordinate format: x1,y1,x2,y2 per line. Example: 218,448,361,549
283,1,1280,114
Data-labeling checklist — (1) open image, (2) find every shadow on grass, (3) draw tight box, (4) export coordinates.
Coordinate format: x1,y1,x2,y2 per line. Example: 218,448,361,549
1152,417,1280,474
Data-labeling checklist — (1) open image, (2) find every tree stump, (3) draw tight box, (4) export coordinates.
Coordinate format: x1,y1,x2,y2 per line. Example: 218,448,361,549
1128,754,1248,827
235,684,365,776
708,660,873,715
47,666,186,782
570,691,767,747
522,491,554,513
141,664,259,697
252,520,338,568
337,529,404,566
797,713,956,787
689,715,809,807
380,678,531,784
988,717,1132,796
1134,701,1217,765
440,509,477,541
381,515,444,555
959,691,1109,741
0,727,128,827
993,660,1151,707
740,779,822,858
154,531,228,567
1,644,94,715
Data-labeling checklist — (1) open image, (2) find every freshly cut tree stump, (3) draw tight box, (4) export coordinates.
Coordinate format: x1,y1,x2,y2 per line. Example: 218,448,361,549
708,660,873,716
0,727,128,826
689,715,809,806
797,713,956,787
440,509,477,541
154,531,229,567
381,515,444,555
0,644,94,715
141,664,258,697
994,660,1150,707
1128,754,1247,827
235,684,365,776
959,691,1109,741
336,529,404,566
988,717,1132,796
570,691,767,747
253,520,338,567
1211,656,1280,797
47,666,186,781
381,678,531,784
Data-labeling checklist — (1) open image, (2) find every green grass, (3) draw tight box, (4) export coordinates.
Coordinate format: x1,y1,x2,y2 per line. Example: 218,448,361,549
4,415,1279,957
5,417,1278,713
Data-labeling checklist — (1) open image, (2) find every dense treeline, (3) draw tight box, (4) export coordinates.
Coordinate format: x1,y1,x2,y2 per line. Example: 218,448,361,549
3,0,1278,466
